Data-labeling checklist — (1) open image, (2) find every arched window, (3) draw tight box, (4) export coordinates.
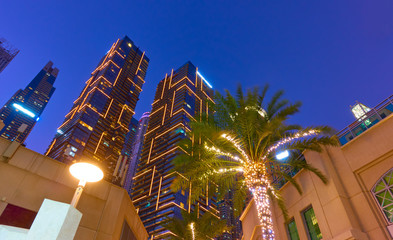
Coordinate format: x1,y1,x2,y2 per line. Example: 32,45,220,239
372,168,393,223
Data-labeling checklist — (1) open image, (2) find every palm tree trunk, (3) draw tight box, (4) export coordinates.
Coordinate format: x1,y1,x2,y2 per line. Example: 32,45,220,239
249,183,275,240
245,163,275,240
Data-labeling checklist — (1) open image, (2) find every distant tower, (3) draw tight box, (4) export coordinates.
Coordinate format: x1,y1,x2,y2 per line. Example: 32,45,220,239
132,62,217,238
0,61,58,143
218,190,243,240
0,38,19,74
122,117,139,157
114,117,138,186
123,112,150,195
46,36,149,183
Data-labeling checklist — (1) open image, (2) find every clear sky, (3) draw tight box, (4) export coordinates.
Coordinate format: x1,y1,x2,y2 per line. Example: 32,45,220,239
1,0,393,154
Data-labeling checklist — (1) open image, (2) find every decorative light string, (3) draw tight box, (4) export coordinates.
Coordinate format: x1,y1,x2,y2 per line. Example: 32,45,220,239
221,134,250,163
217,167,244,173
197,128,322,240
204,144,243,163
245,106,267,118
252,185,275,240
190,222,195,240
243,162,276,240
262,129,319,160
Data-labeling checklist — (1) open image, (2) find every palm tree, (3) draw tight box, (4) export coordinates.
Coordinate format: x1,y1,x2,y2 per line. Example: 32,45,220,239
162,210,228,240
171,85,338,240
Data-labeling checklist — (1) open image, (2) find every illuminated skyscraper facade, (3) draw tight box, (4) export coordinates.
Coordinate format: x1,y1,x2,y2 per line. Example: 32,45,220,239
0,38,19,74
0,61,58,143
132,62,217,238
46,36,149,183
124,112,150,195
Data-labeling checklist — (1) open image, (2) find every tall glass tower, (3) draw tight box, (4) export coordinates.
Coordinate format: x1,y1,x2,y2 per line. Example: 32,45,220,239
122,117,139,157
218,191,243,240
114,117,138,186
132,62,218,238
124,112,150,195
0,61,58,143
0,38,19,74
46,36,149,183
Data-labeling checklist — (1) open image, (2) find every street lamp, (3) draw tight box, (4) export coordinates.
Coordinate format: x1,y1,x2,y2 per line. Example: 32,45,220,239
69,162,104,207
276,150,289,160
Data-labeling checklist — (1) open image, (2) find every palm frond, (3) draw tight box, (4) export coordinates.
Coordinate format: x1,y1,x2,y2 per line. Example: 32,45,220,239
289,158,328,184
162,210,228,240
274,170,303,195
232,178,249,217
170,85,338,236
267,187,289,222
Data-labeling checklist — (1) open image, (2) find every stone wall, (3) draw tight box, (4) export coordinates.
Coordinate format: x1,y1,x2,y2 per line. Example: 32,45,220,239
0,137,148,240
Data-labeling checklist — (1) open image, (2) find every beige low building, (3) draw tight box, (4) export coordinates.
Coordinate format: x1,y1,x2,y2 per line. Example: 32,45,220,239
0,137,148,240
241,98,393,240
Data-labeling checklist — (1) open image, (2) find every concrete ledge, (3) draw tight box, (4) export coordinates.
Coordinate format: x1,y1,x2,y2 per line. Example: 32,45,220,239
0,137,148,240
0,225,28,239
332,228,369,240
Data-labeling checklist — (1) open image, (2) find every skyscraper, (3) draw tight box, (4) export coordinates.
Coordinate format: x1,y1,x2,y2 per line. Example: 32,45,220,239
113,117,139,186
123,112,150,195
0,38,19,74
218,191,243,240
46,36,149,183
0,61,58,143
122,117,139,157
132,62,217,238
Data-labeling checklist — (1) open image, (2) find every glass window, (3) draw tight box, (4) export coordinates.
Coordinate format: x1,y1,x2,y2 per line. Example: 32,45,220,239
303,207,322,240
287,219,300,240
372,168,393,223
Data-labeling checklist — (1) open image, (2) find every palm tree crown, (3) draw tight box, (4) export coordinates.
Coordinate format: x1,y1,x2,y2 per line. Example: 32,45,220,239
171,85,338,240
162,210,228,240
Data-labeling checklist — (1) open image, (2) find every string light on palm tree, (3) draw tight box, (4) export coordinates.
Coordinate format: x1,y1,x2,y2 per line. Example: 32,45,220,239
206,129,322,239
190,222,195,240
162,210,228,239
171,85,338,240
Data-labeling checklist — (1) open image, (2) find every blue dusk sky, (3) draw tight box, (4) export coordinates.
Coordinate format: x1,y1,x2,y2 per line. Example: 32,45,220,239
1,0,393,153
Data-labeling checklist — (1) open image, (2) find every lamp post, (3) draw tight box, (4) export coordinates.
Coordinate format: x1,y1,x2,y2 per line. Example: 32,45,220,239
69,162,104,207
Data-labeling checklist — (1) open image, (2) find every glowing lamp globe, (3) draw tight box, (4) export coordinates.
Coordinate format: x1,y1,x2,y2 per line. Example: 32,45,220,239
69,162,103,182
69,162,103,207
275,150,289,160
